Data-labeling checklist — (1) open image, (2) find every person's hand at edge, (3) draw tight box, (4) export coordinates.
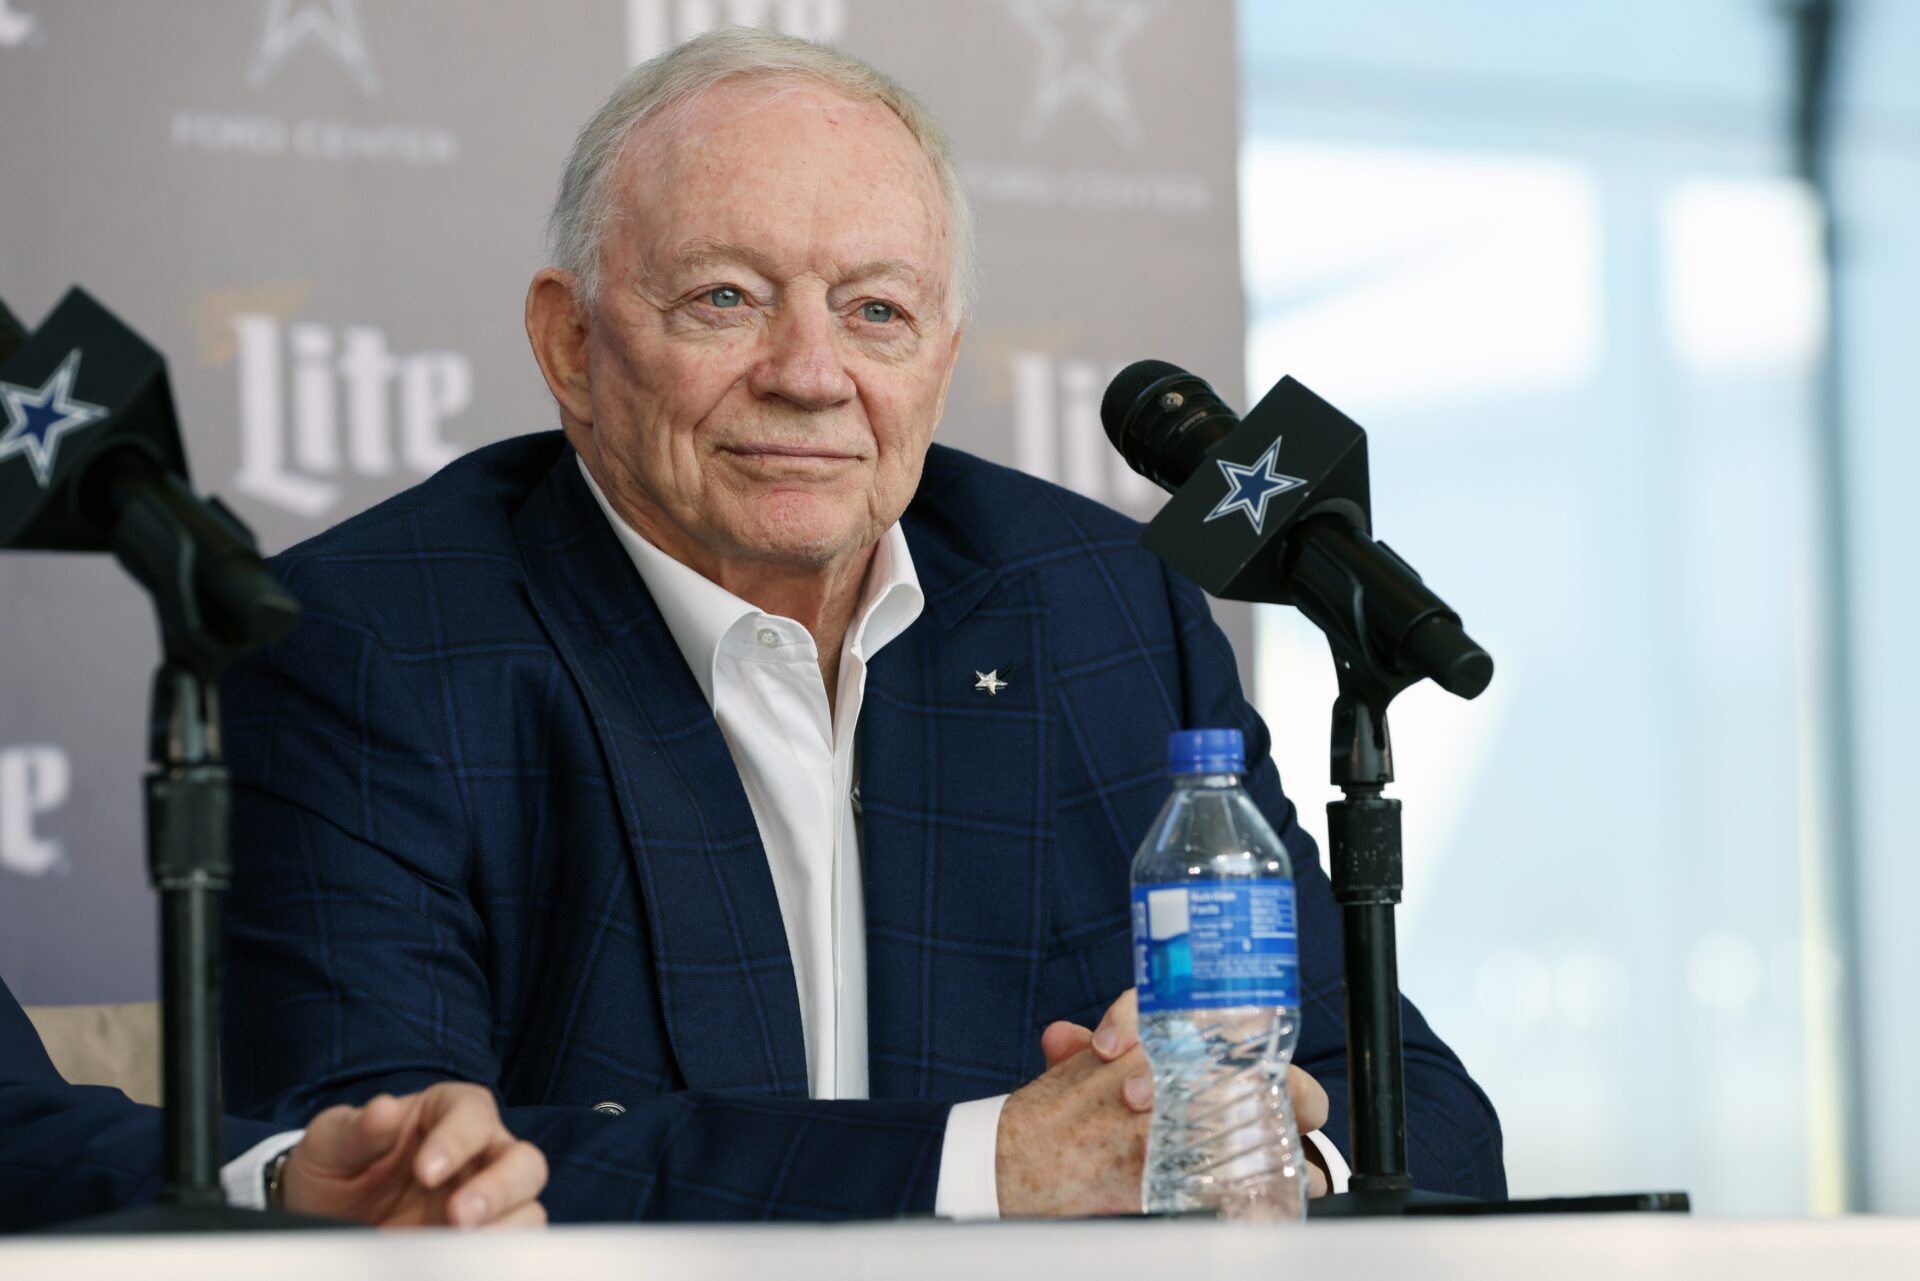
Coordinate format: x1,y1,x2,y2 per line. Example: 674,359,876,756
281,1082,548,1228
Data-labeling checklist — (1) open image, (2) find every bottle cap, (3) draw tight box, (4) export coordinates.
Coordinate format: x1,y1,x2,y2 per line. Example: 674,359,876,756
1167,728,1245,775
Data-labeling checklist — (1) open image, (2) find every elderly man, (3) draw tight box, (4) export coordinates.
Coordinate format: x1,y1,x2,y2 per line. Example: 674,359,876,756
221,29,1503,1220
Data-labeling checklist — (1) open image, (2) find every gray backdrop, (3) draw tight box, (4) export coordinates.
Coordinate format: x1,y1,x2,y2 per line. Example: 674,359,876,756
0,0,1245,1003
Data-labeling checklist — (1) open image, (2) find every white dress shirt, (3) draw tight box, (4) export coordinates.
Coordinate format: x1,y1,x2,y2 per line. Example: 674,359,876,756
581,461,1005,1219
222,1129,304,1209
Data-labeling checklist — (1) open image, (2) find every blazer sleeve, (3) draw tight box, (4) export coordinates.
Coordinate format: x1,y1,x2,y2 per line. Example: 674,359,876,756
1161,569,1508,1199
218,593,949,1223
0,976,284,1232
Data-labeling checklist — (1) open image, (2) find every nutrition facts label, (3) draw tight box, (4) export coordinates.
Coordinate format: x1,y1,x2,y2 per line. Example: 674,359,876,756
1132,880,1300,1012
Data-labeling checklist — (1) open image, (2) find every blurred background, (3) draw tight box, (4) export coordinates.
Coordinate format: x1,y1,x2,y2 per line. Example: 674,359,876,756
1,0,1913,1219
1239,0,1917,1219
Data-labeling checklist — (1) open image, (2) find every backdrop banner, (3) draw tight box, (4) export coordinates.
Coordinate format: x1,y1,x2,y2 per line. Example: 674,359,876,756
0,0,1245,1003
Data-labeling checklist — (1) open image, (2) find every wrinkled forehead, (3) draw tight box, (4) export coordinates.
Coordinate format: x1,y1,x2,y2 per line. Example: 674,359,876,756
608,77,950,287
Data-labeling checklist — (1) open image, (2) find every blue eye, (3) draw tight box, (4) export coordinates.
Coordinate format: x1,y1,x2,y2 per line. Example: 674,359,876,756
707,287,743,308
861,301,896,324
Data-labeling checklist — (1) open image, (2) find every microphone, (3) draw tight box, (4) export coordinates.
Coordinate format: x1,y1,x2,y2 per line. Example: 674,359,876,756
1,287,298,657
1102,360,1490,700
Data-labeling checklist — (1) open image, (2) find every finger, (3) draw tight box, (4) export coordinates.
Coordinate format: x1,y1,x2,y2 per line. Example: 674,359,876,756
1040,1021,1093,1068
448,1141,549,1227
1113,1042,1154,1112
1288,1066,1330,1135
301,1094,408,1175
412,1084,503,1189
1308,1162,1329,1198
483,1200,549,1231
1090,988,1140,1061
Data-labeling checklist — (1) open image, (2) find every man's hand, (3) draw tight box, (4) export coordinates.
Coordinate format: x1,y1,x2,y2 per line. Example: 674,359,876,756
280,1083,548,1228
996,1038,1152,1217
1041,989,1336,1198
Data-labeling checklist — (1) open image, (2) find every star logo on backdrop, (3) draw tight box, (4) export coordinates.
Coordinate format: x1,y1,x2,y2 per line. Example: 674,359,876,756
0,349,109,488
1000,0,1159,143
974,670,1009,697
1204,439,1306,537
247,0,379,94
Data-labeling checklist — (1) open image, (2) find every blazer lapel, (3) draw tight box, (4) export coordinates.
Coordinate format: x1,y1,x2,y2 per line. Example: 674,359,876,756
860,505,1053,1103
511,449,809,1097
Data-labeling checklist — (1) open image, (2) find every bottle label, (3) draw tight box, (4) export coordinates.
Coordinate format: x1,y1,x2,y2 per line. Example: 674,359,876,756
1131,880,1299,1013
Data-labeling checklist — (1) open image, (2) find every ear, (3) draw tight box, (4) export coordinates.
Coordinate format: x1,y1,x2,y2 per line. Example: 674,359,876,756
525,268,594,432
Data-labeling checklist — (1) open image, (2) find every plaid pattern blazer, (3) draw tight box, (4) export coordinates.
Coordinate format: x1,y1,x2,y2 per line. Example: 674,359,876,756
220,433,1504,1222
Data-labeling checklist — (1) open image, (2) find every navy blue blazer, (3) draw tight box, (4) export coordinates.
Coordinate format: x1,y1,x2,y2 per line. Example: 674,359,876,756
220,433,1504,1221
0,974,283,1231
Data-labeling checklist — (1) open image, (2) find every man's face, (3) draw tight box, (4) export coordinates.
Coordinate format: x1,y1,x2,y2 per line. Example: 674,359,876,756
578,79,962,573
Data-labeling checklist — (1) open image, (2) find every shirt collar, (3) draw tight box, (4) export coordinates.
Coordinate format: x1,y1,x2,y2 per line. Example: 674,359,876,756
577,456,923,707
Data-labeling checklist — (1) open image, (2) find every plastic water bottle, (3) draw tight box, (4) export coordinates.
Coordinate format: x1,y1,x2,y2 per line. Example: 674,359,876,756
1133,728,1306,1222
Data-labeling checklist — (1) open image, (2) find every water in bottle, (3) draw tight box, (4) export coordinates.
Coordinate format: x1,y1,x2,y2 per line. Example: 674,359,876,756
1132,728,1306,1222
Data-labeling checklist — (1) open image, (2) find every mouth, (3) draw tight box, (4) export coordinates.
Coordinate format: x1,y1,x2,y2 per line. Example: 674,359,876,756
722,443,862,465
725,443,864,459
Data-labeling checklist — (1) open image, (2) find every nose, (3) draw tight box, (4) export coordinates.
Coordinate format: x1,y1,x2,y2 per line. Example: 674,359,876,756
748,298,856,411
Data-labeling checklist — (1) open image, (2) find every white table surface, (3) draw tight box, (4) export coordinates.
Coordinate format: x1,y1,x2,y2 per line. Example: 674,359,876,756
4,1215,1916,1281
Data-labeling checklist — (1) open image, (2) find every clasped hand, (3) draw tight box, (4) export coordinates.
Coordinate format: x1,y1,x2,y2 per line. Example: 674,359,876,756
996,989,1331,1217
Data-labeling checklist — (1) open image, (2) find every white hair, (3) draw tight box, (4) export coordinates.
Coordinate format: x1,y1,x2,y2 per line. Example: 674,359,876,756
545,26,975,325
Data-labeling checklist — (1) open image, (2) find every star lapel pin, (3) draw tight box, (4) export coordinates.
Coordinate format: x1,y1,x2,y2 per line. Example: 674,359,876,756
974,669,1009,697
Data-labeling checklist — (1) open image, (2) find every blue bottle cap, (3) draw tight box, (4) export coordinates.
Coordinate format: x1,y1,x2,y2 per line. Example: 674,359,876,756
1168,728,1245,775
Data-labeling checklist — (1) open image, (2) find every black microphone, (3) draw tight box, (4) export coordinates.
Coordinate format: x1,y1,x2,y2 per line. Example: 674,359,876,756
1,287,298,657
1102,360,1490,700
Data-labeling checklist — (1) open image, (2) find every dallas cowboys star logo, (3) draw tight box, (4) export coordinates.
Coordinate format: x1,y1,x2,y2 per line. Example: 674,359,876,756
0,349,108,488
1001,0,1159,142
1204,438,1306,537
248,0,379,95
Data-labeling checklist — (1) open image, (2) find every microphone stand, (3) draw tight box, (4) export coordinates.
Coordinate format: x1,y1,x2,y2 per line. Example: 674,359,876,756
149,658,232,1214
26,474,340,1234
1282,527,1686,1219
1284,550,1453,1213
1322,664,1415,1202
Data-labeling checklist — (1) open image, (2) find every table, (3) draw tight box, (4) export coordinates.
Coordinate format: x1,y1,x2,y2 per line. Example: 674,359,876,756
4,1215,1915,1280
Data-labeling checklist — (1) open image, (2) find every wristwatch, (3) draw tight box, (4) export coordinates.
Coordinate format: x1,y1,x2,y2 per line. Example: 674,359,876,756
264,1145,296,1210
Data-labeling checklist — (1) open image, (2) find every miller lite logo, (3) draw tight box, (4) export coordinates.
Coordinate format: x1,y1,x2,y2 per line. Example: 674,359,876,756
0,745,69,877
1010,351,1159,511
627,0,846,64
232,314,470,518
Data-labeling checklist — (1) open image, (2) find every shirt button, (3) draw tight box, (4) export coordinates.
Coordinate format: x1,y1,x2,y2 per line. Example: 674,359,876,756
756,627,781,648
